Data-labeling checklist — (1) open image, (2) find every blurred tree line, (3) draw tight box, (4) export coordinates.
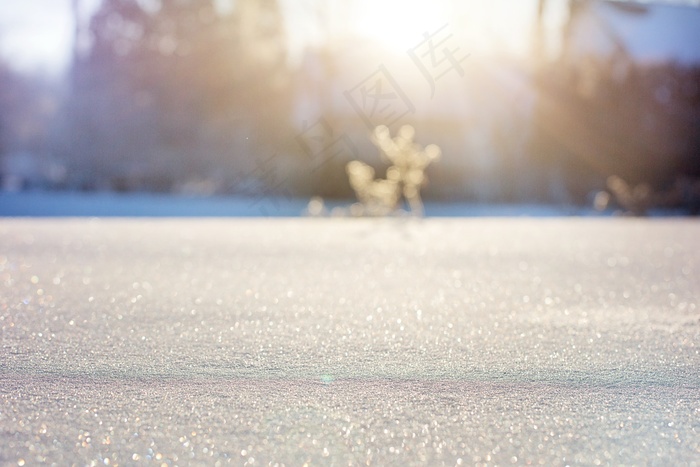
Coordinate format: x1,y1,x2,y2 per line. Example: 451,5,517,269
529,0,700,211
2,0,699,210
1,0,294,193
0,61,59,190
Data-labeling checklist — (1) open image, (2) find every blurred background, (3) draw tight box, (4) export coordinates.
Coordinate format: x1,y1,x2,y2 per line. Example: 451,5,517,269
1,0,699,214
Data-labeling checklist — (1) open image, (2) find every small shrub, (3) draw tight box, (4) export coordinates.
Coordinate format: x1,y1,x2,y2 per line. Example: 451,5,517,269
347,125,441,216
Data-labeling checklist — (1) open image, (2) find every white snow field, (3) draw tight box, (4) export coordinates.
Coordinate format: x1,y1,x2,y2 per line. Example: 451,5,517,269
1,218,698,466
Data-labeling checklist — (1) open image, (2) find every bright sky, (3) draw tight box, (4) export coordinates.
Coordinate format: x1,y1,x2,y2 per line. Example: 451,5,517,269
0,0,99,74
281,0,543,63
0,0,543,75
4,0,700,76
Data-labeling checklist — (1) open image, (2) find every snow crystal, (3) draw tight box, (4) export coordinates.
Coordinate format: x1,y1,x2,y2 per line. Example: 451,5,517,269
0,218,698,465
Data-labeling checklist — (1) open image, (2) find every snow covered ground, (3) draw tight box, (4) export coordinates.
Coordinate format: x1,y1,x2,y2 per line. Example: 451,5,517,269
1,218,699,465
0,191,606,217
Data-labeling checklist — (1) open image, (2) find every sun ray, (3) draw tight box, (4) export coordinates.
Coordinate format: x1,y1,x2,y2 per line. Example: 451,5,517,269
349,0,450,54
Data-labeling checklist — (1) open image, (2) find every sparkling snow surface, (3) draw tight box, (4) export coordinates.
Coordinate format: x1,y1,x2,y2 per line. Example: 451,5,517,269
1,218,699,466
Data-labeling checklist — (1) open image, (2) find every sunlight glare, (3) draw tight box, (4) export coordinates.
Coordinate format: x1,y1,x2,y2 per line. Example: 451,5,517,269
350,0,450,53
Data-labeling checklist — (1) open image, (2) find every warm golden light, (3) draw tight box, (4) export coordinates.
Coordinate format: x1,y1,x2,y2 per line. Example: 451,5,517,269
345,0,541,57
349,0,450,53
